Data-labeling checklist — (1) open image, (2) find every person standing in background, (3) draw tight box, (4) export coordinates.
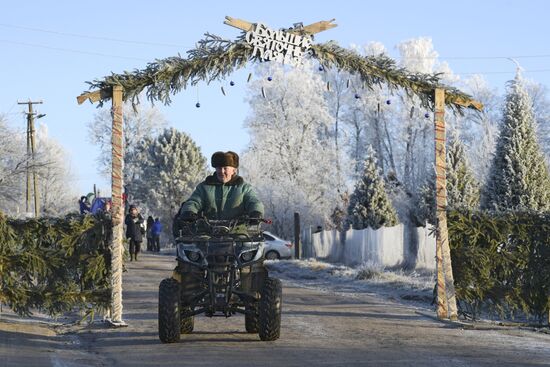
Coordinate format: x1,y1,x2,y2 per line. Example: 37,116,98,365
151,217,162,252
125,205,145,261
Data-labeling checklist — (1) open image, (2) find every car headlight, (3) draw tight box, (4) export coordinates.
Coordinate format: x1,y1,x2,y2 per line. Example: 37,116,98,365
241,249,257,262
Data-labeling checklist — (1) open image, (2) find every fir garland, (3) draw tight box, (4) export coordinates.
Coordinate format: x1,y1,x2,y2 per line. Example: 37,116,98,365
0,212,112,318
83,33,479,113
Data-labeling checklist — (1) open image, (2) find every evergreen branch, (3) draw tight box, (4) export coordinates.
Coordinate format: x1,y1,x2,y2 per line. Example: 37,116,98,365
311,42,477,113
82,33,479,113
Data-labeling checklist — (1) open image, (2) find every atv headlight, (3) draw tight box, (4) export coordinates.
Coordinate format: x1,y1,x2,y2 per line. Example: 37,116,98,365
185,250,201,262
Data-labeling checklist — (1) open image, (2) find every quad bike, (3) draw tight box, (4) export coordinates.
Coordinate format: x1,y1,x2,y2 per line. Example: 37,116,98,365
158,216,282,343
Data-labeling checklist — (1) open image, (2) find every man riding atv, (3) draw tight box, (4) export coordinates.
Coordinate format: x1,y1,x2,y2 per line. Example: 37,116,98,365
159,151,282,343
175,150,264,227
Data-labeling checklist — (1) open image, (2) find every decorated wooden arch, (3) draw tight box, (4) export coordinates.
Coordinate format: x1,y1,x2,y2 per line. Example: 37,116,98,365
77,16,482,325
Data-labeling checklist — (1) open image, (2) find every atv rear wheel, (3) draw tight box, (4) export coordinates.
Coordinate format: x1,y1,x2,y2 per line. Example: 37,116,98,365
258,277,282,341
158,278,181,343
245,304,259,333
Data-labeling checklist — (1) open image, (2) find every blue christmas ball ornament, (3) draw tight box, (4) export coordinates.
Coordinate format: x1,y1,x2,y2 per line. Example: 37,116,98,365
318,66,324,71
424,112,430,118
354,94,360,99
195,102,201,108
230,81,235,86
386,99,391,105
267,76,273,81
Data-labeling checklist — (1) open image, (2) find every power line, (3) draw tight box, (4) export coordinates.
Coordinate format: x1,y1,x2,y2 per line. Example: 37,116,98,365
3,23,550,62
452,69,550,76
0,22,188,48
0,39,149,61
404,54,550,60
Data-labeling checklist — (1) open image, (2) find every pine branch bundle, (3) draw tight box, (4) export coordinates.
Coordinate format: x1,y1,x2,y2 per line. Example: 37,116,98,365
448,209,550,323
0,212,112,318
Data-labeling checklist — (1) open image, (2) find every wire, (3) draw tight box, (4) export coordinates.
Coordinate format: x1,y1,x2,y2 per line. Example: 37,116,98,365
450,69,550,76
0,39,149,61
0,22,188,48
402,55,550,60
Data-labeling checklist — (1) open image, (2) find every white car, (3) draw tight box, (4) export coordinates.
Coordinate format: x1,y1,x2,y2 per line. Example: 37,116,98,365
262,231,293,260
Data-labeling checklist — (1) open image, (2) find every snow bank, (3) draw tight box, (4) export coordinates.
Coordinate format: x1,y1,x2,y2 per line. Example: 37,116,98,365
266,259,435,307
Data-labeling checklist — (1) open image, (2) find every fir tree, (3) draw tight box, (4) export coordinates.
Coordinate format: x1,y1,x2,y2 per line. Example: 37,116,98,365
414,134,479,225
482,74,550,212
446,134,480,210
347,147,399,230
132,128,207,234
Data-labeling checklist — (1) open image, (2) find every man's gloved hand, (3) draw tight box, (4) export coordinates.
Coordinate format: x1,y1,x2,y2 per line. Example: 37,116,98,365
249,211,262,225
181,211,198,222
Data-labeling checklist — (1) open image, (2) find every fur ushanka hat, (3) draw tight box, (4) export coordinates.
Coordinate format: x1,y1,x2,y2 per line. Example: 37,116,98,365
211,151,239,168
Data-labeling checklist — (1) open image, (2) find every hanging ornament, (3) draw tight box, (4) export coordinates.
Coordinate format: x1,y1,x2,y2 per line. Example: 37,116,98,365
267,76,273,81
221,86,226,96
410,106,415,119
386,99,391,105
346,79,350,89
247,73,252,82
230,81,235,86
424,112,430,119
195,85,200,108
326,81,331,91
354,93,360,99
318,65,324,71
261,87,266,98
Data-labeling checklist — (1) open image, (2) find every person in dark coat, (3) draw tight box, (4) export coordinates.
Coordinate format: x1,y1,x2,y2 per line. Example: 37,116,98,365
151,218,162,252
125,204,145,261
146,215,154,251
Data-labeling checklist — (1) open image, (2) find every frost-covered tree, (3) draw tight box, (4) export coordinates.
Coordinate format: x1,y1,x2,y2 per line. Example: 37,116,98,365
132,128,207,234
482,74,550,212
87,102,167,197
413,134,479,225
457,75,501,183
242,62,339,238
35,123,78,215
347,147,398,230
446,134,480,210
525,81,550,162
0,116,27,210
0,116,76,216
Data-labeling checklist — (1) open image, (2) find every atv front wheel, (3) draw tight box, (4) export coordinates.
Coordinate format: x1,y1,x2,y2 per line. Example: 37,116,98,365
258,277,282,341
158,278,181,343
245,304,259,333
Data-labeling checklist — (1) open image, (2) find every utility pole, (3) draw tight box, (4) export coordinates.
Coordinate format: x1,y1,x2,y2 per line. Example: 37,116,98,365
18,100,44,217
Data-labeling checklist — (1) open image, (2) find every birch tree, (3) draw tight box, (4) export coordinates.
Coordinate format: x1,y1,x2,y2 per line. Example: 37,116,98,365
242,62,339,238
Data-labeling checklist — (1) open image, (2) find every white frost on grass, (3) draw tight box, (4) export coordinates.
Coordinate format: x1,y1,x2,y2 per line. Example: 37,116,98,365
266,258,436,309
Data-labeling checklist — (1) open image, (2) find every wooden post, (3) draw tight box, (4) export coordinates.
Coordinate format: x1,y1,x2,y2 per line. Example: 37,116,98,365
434,88,458,320
29,114,39,218
109,85,126,326
294,212,301,259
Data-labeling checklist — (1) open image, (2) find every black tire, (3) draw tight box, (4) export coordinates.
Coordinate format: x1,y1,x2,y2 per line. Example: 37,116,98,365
265,250,280,260
180,306,194,334
245,304,259,333
158,278,181,343
258,277,282,341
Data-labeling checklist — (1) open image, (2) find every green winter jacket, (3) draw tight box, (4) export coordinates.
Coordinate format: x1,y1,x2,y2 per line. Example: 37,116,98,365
180,174,264,220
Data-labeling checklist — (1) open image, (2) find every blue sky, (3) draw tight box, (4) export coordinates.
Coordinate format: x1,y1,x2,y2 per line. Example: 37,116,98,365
1,0,549,196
